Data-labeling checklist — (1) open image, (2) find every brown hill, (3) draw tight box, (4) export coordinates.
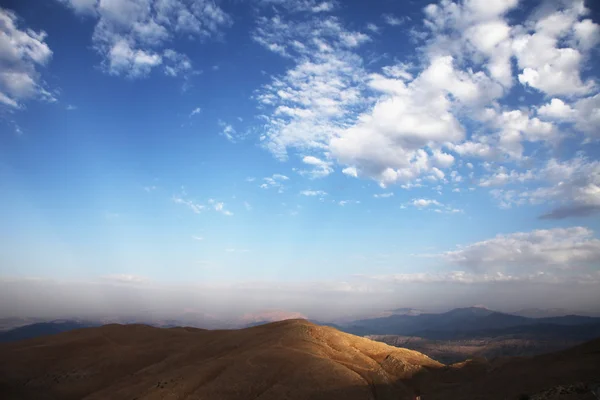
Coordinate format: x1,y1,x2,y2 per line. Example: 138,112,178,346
0,319,441,400
0,319,598,400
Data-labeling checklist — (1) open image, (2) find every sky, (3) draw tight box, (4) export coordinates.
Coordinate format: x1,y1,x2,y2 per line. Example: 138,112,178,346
0,0,599,323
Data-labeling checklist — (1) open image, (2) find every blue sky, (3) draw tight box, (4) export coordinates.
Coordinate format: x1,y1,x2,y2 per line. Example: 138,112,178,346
0,0,599,321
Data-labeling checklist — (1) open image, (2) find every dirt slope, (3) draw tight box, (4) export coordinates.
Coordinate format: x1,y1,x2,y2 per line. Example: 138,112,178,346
0,319,441,400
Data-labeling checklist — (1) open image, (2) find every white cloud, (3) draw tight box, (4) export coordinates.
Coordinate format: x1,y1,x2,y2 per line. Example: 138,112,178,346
56,0,231,79
298,155,333,178
0,8,54,108
101,274,149,285
338,200,359,206
107,38,162,77
173,194,205,214
249,0,600,219
189,107,201,117
403,198,462,214
342,166,358,178
225,248,249,253
537,98,575,120
487,156,600,219
441,227,600,274
373,192,393,198
260,174,289,192
256,0,337,13
254,14,370,159
511,1,597,96
537,95,600,139
479,168,534,187
143,185,157,192
244,201,252,211
366,23,379,33
213,202,233,216
412,198,441,208
57,0,98,14
192,235,204,241
382,14,405,26
300,189,327,196
218,120,237,142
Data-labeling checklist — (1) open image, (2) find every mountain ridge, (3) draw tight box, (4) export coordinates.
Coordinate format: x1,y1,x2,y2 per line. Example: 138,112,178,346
0,319,599,400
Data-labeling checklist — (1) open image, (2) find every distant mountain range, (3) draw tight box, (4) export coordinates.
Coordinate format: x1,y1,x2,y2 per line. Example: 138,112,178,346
338,307,600,339
2,307,599,345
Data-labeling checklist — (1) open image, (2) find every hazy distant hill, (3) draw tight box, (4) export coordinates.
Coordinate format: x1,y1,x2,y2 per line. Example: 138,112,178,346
0,320,598,400
0,321,97,343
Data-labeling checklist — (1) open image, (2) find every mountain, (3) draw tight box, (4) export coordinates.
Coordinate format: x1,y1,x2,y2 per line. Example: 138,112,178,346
341,307,600,338
512,308,573,318
0,320,97,343
0,317,46,332
342,307,529,336
1,320,599,400
0,319,441,400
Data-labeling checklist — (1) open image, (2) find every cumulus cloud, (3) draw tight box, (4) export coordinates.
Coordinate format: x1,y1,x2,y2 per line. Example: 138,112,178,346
512,1,597,96
537,95,600,138
251,0,599,200
0,8,54,109
56,0,232,79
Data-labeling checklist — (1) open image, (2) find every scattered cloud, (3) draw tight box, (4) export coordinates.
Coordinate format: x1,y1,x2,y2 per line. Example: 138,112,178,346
0,8,55,109
173,194,205,214
189,107,201,117
487,156,600,218
260,174,289,193
251,0,600,200
56,0,232,79
192,236,204,241
403,198,462,214
373,192,393,198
